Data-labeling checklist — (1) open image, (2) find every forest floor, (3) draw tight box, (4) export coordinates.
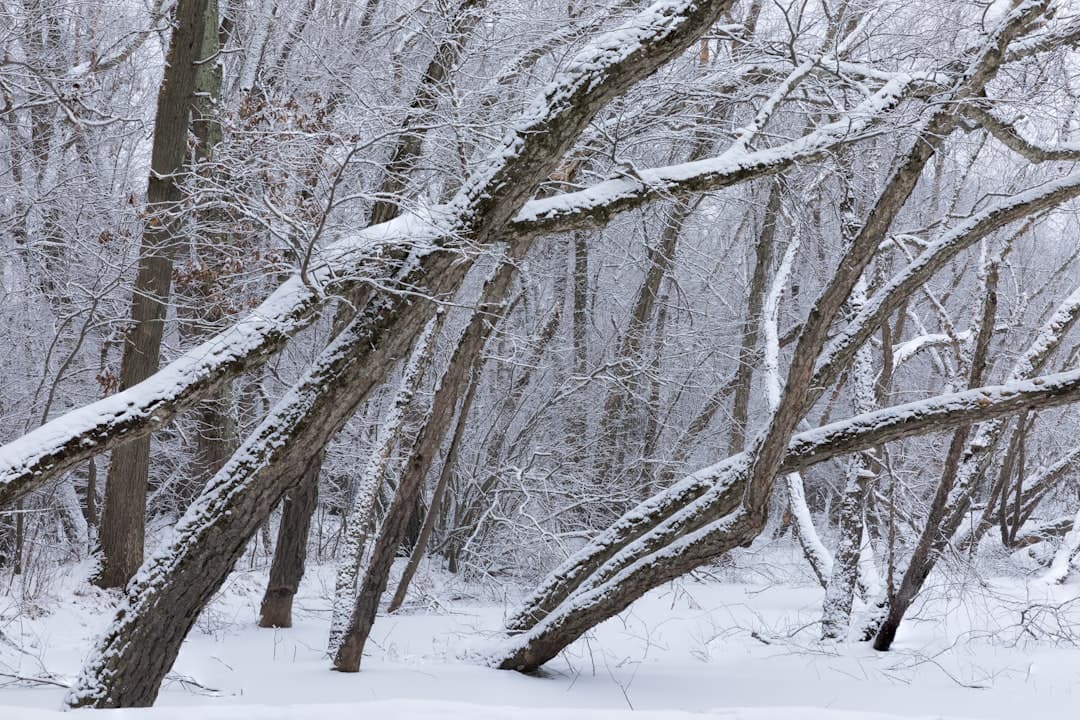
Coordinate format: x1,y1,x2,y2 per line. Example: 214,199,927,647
3,540,1080,718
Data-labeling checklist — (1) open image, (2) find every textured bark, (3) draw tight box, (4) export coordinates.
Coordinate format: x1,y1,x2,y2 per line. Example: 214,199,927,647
327,313,441,653
96,0,210,589
728,182,780,454
820,466,873,640
572,232,589,377
68,255,460,709
183,0,236,500
260,0,487,626
503,4,1049,649
258,457,320,628
874,282,1080,649
388,365,480,612
498,354,1080,670
0,67,929,512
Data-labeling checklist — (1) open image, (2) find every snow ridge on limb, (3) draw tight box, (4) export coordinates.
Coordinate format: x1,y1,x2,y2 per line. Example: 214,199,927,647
502,0,1055,650
328,312,442,653
64,267,451,708
512,74,915,235
933,282,1080,538
742,0,1051,516
503,170,1080,636
762,220,834,584
495,362,1080,671
0,212,439,509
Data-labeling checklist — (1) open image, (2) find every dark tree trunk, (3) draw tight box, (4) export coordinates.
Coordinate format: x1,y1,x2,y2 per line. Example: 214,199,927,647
96,0,210,589
332,253,524,672
259,457,321,628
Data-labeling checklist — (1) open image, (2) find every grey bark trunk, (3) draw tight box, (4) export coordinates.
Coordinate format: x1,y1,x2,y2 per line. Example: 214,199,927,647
96,0,211,589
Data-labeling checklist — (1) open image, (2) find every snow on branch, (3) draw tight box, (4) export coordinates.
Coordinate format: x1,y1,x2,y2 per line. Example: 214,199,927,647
513,74,915,235
0,0,738,511
815,170,1080,397
965,104,1080,163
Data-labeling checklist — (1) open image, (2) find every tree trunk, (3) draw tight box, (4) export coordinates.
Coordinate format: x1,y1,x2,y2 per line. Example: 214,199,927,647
872,261,999,651
259,0,489,628
259,456,320,628
821,465,873,640
728,181,780,454
328,314,441,652
388,367,479,612
96,0,210,589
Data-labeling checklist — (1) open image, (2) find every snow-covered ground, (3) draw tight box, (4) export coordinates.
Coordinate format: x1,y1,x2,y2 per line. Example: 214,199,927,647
4,544,1080,718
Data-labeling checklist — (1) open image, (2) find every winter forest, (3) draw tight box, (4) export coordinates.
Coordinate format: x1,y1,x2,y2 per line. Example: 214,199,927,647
5,0,1080,717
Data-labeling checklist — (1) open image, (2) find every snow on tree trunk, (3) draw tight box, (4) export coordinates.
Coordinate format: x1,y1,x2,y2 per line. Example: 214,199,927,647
328,313,441,653
0,71,932,512
1042,507,1080,584
762,206,833,584
821,465,873,640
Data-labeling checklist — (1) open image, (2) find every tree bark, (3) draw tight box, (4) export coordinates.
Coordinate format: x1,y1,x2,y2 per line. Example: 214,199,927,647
258,456,320,628
332,253,525,671
871,260,1000,651
96,0,210,589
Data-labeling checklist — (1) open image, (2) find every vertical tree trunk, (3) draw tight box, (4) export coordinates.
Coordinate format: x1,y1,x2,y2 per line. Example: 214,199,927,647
821,466,873,640
96,0,210,589
571,232,589,378
728,181,780,454
258,456,320,628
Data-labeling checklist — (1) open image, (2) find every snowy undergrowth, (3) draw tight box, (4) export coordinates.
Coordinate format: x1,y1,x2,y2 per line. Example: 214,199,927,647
4,541,1080,718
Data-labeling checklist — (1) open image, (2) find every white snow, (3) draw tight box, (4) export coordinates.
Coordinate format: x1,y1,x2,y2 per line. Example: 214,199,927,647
6,551,1080,719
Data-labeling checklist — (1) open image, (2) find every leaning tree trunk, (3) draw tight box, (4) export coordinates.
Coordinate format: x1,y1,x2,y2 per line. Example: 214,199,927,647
873,274,1080,650
327,314,441,652
68,257,460,708
96,0,210,589
500,5,1041,657
256,0,489,625
332,252,527,672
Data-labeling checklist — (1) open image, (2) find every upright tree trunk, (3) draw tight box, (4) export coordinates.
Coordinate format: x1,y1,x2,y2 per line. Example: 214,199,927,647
96,0,210,589
259,456,320,628
728,181,780,454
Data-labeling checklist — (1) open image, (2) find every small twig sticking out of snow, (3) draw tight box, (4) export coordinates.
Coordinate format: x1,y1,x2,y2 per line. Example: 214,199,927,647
0,671,70,689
